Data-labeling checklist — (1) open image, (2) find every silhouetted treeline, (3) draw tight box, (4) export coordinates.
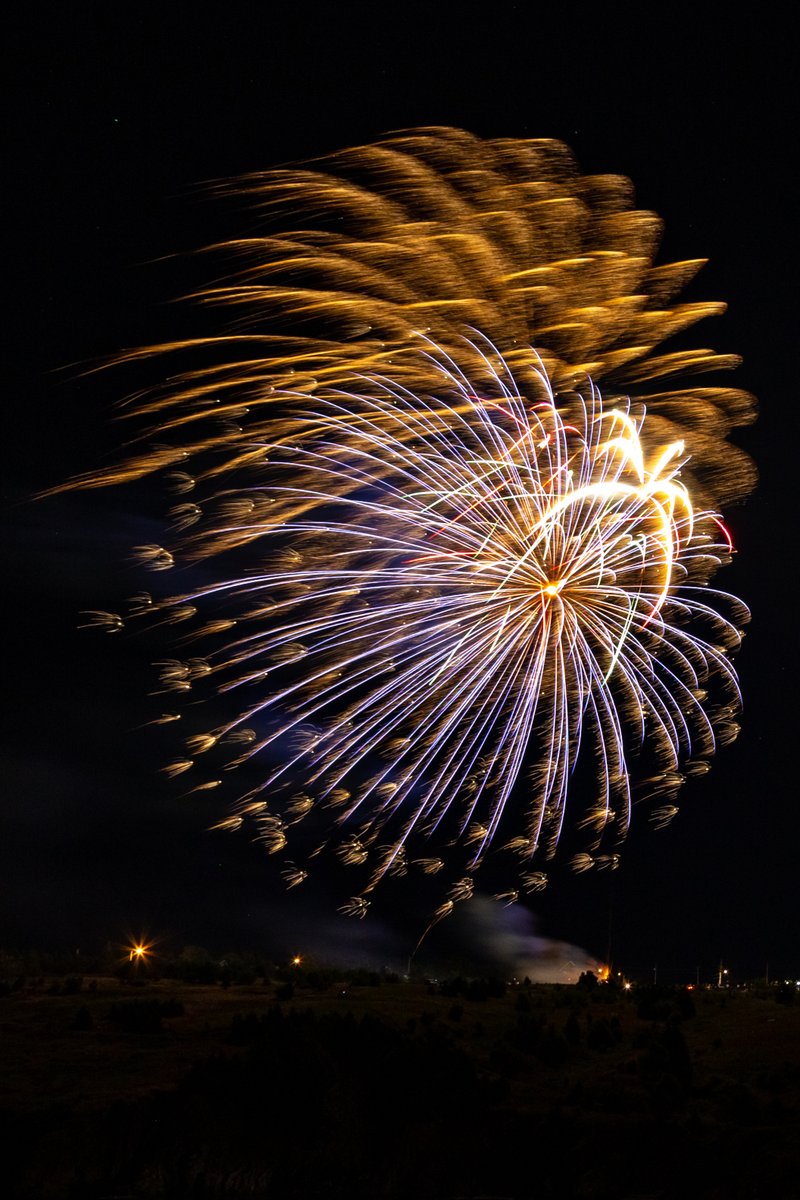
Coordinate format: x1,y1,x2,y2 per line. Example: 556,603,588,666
0,945,403,990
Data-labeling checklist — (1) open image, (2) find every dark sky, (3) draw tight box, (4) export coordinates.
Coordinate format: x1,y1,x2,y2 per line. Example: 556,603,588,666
3,11,797,982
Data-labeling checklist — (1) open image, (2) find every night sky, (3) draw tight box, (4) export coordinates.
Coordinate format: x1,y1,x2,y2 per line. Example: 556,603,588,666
4,11,797,983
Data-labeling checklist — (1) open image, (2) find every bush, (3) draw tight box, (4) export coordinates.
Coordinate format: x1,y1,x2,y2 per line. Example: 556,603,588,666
563,1012,581,1046
71,1006,93,1031
536,1027,569,1067
586,1017,614,1052
109,999,184,1033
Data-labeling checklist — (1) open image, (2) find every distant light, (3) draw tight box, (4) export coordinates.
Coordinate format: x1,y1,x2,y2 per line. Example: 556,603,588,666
623,981,632,991
292,955,302,966
129,944,148,961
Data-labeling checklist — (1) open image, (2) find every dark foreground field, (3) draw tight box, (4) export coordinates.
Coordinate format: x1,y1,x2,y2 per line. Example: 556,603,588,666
2,971,800,1198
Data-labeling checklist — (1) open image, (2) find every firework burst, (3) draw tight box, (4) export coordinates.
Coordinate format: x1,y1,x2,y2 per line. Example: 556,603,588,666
60,130,752,916
109,338,746,912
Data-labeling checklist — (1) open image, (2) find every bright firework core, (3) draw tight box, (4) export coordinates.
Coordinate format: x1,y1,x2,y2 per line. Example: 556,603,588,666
116,339,747,917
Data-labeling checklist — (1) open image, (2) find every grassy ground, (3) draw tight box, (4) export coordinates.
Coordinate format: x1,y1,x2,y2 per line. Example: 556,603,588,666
2,974,799,1197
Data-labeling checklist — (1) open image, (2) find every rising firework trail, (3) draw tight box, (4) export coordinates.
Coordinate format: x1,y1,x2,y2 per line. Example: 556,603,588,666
61,129,753,918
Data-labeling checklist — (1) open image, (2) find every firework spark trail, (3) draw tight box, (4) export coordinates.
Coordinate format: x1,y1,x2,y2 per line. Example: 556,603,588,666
230,129,757,504
64,128,755,510
57,129,754,918
118,340,746,913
